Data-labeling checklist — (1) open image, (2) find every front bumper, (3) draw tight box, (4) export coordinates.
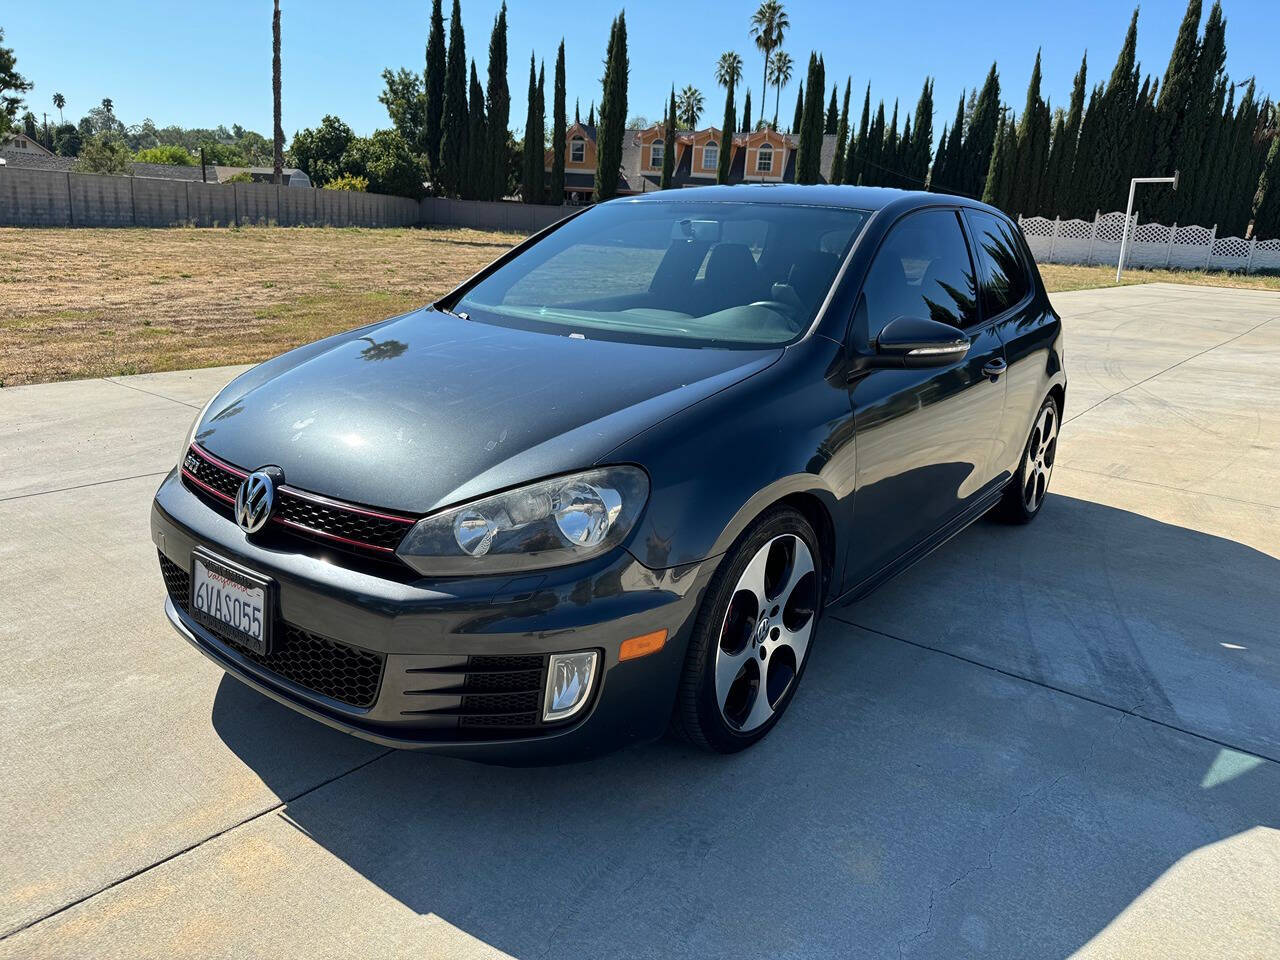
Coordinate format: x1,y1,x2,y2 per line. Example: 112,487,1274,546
152,470,715,763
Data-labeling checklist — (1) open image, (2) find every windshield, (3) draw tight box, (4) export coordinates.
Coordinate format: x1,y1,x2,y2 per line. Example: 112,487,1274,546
453,201,871,347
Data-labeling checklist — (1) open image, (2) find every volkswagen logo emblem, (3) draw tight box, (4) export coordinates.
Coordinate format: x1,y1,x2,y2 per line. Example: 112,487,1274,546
235,469,278,534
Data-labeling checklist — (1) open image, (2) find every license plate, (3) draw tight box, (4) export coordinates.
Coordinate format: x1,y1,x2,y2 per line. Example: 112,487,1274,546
190,551,274,655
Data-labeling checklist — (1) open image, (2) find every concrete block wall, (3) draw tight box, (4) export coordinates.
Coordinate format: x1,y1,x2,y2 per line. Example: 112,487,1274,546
0,168,73,226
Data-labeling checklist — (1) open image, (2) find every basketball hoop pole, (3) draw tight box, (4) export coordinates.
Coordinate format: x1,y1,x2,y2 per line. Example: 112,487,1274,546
1116,172,1180,283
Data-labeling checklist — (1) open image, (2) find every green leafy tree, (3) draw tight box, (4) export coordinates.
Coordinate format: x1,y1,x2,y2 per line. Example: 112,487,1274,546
594,11,628,202
485,2,510,200
661,86,676,188
424,0,447,185
343,129,427,197
324,172,369,191
767,50,792,129
74,133,131,174
551,40,566,202
465,60,487,199
134,144,195,165
288,114,354,185
53,122,80,156
749,1,789,125
830,78,850,183
437,0,468,197
0,28,34,138
379,68,426,145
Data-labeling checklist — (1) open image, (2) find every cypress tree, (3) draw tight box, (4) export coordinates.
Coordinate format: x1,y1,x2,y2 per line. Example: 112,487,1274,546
1253,132,1280,240
1174,2,1226,221
792,83,804,136
521,55,539,202
830,78,851,184
825,84,838,134
661,86,676,188
594,11,628,202
742,88,753,134
984,109,1017,213
464,60,487,200
908,78,934,185
717,77,735,183
1041,108,1066,214
423,0,447,190
437,0,468,198
931,92,966,193
1068,85,1105,218
795,54,825,183
898,114,913,189
551,40,566,204
535,63,545,201
963,63,1001,198
1223,82,1264,235
864,100,885,186
588,101,595,126
1150,0,1201,219
1011,51,1049,215
1088,6,1140,213
844,82,871,185
882,100,900,187
1048,53,1086,215
484,3,510,201
575,98,580,125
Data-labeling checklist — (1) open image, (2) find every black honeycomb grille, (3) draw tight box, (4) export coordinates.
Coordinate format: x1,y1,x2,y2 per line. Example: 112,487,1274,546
160,553,384,708
180,445,415,555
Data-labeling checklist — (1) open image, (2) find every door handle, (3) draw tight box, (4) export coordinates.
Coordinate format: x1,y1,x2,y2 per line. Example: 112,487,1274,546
982,358,1007,381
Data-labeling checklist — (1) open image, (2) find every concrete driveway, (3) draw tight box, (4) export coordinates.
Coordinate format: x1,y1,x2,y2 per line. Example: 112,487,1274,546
2,282,1278,958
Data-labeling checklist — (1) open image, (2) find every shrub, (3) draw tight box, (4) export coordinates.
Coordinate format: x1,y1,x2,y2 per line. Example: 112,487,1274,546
224,172,254,183
323,173,369,192
133,144,195,166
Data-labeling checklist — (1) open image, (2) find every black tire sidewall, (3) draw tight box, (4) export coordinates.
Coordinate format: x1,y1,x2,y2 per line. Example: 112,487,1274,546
686,507,822,753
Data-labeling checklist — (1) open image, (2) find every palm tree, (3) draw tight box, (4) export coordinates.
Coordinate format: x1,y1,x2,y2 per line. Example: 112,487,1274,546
715,51,743,91
272,0,284,184
676,85,704,130
749,0,789,119
52,92,65,124
767,50,793,129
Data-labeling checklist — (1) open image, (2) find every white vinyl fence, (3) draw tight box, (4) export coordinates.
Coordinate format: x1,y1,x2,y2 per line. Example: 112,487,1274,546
1019,211,1280,274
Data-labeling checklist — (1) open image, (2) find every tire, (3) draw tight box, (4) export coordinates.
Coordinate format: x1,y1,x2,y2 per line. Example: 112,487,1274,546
996,393,1060,524
672,506,823,753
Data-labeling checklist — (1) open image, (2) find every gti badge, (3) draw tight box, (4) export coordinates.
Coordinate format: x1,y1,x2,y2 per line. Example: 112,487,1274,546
235,469,278,534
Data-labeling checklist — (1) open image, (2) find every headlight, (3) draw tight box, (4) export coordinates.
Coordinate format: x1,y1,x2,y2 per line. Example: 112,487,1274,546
396,466,649,576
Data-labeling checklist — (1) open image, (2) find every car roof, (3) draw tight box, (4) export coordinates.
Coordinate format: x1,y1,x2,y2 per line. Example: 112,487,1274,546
614,183,1000,216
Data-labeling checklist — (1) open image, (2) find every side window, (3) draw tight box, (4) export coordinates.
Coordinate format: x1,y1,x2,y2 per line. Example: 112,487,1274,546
859,209,978,337
965,210,1032,317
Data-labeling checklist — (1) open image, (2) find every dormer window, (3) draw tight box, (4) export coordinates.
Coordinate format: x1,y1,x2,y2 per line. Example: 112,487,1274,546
570,137,585,163
703,142,719,170
756,143,773,174
649,138,664,169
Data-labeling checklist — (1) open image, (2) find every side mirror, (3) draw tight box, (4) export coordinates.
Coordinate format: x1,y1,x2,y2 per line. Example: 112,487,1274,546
872,315,970,369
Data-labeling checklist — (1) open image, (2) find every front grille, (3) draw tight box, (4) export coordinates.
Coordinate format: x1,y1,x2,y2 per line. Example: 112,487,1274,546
403,654,550,735
160,553,384,708
180,444,416,556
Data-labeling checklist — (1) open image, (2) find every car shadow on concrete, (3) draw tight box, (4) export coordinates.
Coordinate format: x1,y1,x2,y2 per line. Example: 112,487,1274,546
211,494,1280,958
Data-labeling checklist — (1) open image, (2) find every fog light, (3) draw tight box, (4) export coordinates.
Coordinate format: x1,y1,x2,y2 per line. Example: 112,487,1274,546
543,650,599,722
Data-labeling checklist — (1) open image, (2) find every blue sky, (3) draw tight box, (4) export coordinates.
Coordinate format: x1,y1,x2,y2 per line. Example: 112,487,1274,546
7,0,1278,148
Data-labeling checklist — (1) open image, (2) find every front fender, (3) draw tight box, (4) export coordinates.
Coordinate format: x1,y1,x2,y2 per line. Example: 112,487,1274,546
604,337,855,583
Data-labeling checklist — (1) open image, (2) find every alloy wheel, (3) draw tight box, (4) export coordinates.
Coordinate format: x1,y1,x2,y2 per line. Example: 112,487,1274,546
1023,402,1059,513
714,534,818,733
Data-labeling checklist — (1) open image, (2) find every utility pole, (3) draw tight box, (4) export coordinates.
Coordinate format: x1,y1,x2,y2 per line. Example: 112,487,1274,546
1116,172,1179,283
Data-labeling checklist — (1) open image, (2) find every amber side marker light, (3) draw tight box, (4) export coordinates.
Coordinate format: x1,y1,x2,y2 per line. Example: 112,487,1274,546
619,629,668,662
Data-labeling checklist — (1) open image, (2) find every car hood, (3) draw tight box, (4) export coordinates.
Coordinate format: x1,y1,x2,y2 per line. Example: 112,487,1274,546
195,307,781,514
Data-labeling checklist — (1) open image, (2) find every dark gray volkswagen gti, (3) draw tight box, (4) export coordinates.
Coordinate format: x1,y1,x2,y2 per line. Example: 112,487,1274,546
153,185,1064,761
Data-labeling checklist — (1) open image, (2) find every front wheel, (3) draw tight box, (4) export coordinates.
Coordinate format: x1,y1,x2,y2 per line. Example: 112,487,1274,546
996,393,1060,523
672,507,822,753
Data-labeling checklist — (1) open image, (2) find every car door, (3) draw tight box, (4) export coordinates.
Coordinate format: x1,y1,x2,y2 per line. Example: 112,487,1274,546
843,207,1008,590
963,208,1062,481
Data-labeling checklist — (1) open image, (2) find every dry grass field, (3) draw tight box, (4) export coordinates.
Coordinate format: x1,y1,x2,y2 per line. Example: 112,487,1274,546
2,225,1276,387
0,226,523,386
